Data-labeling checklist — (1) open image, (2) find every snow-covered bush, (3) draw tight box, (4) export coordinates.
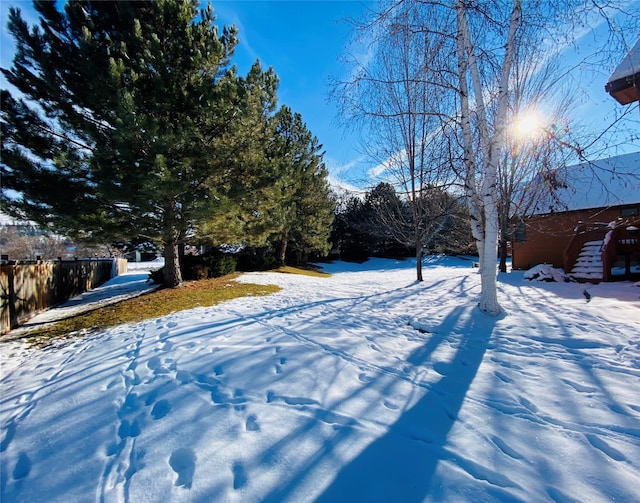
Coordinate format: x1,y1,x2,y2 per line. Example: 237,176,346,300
524,264,566,282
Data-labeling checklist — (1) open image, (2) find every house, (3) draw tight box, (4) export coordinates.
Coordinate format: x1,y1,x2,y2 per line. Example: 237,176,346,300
511,152,640,282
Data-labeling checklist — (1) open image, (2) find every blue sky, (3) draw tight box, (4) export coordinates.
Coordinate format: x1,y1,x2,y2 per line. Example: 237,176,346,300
1,1,638,194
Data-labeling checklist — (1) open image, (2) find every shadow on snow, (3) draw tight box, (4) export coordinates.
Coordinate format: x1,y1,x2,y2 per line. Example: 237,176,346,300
260,303,500,503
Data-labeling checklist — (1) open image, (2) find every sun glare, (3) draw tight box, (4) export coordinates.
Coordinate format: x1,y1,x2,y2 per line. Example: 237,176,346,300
511,110,545,140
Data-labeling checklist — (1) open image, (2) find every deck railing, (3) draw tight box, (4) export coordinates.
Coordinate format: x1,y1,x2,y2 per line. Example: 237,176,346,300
603,224,640,281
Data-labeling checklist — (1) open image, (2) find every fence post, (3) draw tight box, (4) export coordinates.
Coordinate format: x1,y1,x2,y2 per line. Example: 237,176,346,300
8,263,18,331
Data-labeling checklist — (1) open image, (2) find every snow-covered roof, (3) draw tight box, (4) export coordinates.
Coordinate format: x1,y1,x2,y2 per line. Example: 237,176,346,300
607,36,640,83
532,151,640,214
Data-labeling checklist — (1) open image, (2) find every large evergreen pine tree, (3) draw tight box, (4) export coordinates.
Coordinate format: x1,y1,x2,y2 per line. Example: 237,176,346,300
1,0,275,286
199,104,335,264
261,106,334,263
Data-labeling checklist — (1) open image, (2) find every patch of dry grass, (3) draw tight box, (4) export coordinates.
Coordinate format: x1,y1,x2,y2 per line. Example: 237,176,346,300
23,274,280,346
272,265,331,277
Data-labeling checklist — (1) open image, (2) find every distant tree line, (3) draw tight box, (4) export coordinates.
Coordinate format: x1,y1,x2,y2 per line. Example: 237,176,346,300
331,182,474,263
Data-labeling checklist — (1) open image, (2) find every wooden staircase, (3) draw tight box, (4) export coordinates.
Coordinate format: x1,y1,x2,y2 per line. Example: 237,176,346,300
564,221,640,283
569,240,604,281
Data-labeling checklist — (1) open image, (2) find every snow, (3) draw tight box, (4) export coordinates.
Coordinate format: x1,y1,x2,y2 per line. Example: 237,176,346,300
1,256,639,502
608,36,640,83
531,151,640,214
524,263,567,282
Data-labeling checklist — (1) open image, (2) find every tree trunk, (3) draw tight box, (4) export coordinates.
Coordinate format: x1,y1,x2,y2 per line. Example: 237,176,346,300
163,238,182,288
278,237,287,264
499,238,508,273
478,181,501,315
455,0,520,316
498,212,509,273
455,1,485,274
415,246,423,282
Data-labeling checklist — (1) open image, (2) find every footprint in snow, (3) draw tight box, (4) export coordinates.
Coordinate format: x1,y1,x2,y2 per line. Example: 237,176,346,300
1,421,17,453
315,410,356,427
232,462,247,490
383,400,400,411
151,399,171,420
176,370,192,384
283,396,318,406
494,371,513,383
119,393,141,415
16,392,35,405
147,356,172,376
432,362,451,376
357,373,373,383
122,369,141,387
169,448,196,488
518,396,538,413
157,340,173,351
104,379,119,391
607,403,627,415
13,452,31,480
118,419,141,439
491,435,523,460
586,434,627,462
245,415,259,432
561,378,598,394
195,373,221,389
210,387,247,408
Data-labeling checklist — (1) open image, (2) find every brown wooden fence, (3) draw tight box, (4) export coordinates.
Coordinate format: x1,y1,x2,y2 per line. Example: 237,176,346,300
0,258,128,334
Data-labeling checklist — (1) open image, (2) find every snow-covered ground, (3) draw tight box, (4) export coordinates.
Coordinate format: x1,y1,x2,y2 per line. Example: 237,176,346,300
1,257,639,503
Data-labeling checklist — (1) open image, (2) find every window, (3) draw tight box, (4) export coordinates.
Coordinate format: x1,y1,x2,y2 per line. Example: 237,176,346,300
514,222,526,242
620,207,639,217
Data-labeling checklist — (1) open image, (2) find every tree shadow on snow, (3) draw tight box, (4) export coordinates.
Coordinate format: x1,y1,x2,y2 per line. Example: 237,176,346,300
312,306,499,503
258,303,499,503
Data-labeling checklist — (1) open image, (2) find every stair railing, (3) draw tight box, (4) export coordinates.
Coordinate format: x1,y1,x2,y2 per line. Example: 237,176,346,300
601,226,617,282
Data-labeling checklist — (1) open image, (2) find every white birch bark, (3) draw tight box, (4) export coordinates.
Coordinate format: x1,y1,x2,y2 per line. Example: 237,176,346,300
455,3,485,272
456,0,523,315
479,0,521,315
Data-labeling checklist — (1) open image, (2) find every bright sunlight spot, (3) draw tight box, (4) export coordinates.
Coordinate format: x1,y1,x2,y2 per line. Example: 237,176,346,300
511,109,546,140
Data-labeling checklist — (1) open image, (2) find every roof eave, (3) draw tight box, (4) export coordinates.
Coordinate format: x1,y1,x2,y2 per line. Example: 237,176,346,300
605,71,640,105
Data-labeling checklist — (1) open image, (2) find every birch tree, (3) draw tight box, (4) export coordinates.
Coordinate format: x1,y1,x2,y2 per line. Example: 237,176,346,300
333,2,461,281
453,0,522,314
